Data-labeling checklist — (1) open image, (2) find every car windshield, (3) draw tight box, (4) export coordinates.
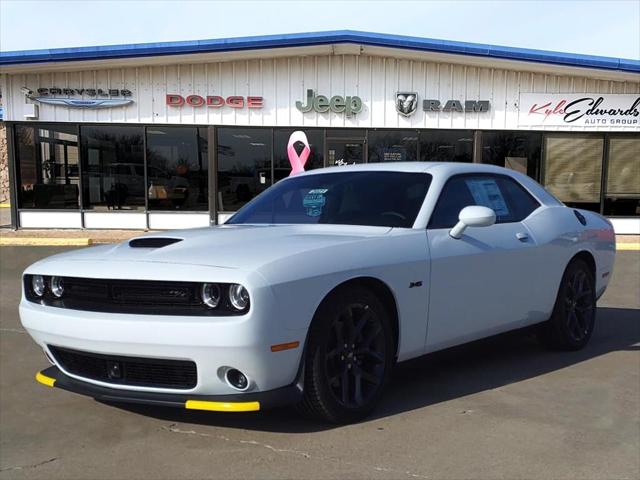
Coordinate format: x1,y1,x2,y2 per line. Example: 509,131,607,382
227,171,432,228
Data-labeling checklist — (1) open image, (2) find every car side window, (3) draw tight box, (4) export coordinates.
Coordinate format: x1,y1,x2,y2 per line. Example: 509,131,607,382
497,176,541,222
428,174,540,229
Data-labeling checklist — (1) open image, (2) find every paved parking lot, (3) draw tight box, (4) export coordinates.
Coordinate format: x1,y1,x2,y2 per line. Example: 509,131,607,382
0,246,638,479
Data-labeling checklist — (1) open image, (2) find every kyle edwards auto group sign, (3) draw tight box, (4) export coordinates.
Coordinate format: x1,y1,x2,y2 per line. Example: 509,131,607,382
518,93,640,127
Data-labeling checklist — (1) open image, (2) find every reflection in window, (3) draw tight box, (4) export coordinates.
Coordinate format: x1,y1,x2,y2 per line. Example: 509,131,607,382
429,174,540,229
146,127,208,211
543,135,604,212
273,129,324,182
482,131,542,179
216,128,272,212
604,136,640,217
420,130,473,162
228,171,431,228
368,130,418,163
15,125,80,209
81,126,145,210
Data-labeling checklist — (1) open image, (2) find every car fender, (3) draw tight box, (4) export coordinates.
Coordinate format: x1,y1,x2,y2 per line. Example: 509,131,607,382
257,229,431,361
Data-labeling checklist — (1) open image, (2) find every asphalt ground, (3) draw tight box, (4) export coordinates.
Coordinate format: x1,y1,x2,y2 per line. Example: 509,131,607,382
0,247,638,480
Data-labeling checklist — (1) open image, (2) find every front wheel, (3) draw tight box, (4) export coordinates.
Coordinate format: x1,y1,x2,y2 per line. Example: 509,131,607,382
299,286,395,424
539,258,596,350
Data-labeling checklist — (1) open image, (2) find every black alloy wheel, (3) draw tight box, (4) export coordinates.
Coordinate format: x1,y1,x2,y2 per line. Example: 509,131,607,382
324,302,387,408
539,258,596,350
299,286,394,424
563,268,595,343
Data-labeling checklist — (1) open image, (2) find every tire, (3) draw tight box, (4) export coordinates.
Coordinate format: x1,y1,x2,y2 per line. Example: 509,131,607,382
539,258,596,350
298,285,395,424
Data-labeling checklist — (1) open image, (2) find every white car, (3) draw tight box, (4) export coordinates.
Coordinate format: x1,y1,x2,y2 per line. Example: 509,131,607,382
20,162,615,423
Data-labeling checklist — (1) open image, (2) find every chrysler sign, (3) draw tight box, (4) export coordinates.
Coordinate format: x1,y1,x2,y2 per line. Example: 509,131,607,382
519,93,640,126
23,87,134,109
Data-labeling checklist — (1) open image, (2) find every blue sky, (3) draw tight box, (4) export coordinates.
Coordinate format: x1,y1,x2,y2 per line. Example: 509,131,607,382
1,0,639,59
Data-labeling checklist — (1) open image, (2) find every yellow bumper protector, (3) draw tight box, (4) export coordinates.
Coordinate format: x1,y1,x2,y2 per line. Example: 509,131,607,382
185,400,260,412
35,372,56,387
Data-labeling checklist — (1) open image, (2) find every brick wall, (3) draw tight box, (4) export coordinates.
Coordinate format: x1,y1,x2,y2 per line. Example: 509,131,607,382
0,123,9,204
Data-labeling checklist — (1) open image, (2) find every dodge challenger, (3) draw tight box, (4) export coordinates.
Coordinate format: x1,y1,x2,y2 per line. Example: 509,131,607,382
20,162,615,423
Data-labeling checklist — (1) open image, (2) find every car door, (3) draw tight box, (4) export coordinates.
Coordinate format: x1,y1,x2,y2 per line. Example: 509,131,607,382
424,173,542,352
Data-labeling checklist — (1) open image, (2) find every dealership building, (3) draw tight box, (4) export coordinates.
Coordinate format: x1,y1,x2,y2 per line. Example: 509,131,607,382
0,30,638,232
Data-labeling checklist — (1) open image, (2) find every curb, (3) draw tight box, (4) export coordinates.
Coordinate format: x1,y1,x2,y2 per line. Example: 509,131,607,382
617,243,640,251
0,238,92,246
0,203,11,208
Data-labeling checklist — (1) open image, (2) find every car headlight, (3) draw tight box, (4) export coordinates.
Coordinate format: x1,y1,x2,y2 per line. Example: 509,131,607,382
228,284,250,311
31,275,46,297
50,276,64,298
201,283,221,308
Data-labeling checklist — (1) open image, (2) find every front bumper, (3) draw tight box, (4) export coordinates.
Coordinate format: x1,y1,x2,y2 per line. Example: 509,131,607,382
36,366,302,412
20,300,305,395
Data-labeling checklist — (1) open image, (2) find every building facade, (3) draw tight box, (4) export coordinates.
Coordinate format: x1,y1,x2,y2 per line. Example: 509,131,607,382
0,31,638,232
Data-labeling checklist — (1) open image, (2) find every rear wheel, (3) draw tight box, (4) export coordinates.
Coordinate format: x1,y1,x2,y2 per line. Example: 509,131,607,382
539,258,596,350
299,286,395,424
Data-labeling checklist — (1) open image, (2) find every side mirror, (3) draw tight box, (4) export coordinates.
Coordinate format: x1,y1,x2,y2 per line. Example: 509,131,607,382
449,206,496,239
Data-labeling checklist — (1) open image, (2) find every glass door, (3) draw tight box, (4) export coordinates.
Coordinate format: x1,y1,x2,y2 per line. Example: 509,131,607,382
326,138,366,166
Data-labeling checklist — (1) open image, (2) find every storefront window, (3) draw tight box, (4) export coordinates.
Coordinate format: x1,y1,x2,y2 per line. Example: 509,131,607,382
217,128,272,212
543,135,604,212
273,129,324,182
81,126,145,211
482,131,542,180
604,136,640,217
146,127,208,211
420,130,473,162
15,124,80,209
368,130,418,163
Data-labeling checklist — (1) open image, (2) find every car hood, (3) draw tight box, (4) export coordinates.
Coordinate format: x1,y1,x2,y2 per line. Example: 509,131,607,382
39,224,393,271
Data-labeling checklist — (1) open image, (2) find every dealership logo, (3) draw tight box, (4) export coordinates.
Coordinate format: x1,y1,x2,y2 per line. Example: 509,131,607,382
396,92,418,116
528,96,640,124
166,94,263,109
519,93,640,126
296,89,363,116
424,99,490,113
393,92,490,115
22,87,134,109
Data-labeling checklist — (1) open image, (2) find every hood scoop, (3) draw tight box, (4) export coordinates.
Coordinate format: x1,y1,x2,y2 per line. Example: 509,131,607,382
129,237,183,249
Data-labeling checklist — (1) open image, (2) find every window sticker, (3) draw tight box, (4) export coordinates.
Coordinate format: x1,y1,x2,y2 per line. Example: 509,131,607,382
465,179,509,216
303,188,328,217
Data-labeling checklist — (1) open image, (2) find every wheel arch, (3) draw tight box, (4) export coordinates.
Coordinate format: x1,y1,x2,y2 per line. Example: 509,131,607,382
571,250,596,280
312,276,400,359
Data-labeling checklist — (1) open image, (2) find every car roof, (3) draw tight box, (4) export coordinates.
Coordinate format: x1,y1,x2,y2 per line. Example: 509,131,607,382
295,162,563,207
298,162,515,176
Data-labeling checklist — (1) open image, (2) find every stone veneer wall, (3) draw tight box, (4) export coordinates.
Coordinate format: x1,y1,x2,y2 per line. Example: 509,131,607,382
0,123,9,204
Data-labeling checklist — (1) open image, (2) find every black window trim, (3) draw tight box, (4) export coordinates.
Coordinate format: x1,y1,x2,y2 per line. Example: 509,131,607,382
427,172,542,229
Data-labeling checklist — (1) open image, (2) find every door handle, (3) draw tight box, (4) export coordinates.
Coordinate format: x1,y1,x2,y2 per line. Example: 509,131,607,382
516,232,529,242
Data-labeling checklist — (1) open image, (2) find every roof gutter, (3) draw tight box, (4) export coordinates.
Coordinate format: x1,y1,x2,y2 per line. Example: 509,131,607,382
1,30,638,74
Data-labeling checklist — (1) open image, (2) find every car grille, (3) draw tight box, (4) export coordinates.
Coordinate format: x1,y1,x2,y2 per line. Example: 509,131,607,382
23,276,243,316
48,346,197,390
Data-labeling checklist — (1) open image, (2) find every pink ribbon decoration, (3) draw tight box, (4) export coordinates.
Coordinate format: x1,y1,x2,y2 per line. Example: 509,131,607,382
287,131,311,176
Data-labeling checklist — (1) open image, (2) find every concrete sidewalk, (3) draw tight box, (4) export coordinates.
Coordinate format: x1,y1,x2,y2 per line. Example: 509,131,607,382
0,228,145,245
